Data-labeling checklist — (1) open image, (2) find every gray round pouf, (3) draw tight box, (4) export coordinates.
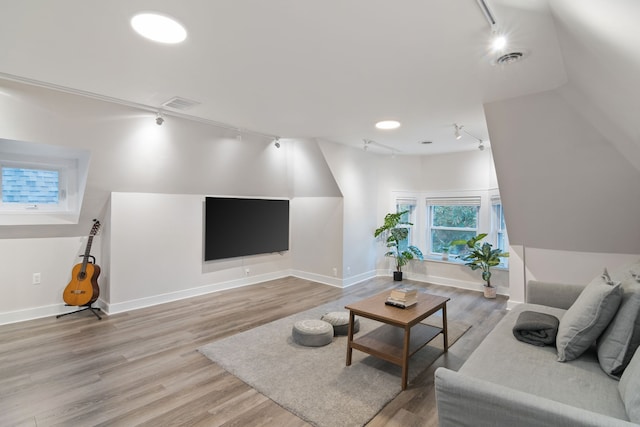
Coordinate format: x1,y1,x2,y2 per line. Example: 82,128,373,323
321,311,360,336
292,319,334,347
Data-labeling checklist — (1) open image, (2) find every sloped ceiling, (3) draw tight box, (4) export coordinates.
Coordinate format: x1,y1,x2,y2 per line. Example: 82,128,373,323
485,0,640,255
551,0,640,171
0,0,567,155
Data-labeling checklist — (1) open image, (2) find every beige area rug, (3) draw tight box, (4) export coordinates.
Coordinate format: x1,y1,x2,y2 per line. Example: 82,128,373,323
198,295,470,427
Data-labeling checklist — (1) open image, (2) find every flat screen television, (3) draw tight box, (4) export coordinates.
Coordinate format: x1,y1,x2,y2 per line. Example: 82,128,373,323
204,197,290,261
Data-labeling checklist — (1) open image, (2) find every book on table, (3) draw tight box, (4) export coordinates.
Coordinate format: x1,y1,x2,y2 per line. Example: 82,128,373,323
389,286,418,301
385,296,417,308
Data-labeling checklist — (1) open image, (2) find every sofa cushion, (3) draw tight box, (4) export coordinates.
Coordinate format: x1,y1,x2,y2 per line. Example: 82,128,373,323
619,346,640,423
460,303,629,420
556,271,622,362
597,260,640,377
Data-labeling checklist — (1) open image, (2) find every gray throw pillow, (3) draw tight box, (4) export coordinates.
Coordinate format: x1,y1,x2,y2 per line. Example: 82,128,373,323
597,260,640,377
619,346,640,423
556,269,623,362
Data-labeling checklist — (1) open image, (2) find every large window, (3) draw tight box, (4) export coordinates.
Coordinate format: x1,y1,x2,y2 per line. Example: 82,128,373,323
391,191,509,267
428,198,480,256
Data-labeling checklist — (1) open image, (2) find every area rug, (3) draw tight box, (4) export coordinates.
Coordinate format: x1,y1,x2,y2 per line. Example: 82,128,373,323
198,295,470,427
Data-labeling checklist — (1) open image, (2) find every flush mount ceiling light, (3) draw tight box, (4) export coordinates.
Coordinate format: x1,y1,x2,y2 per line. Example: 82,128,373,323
131,13,187,44
375,120,401,130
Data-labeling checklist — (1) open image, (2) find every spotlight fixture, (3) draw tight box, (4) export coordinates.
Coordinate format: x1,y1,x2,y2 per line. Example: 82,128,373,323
274,137,281,148
155,112,164,126
455,124,488,151
454,123,463,140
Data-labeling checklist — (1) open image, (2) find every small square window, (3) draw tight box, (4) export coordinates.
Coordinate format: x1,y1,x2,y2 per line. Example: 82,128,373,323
2,167,60,205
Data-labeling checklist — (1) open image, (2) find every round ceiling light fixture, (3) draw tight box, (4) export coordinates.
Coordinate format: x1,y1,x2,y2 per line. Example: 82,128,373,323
131,12,187,44
375,120,401,130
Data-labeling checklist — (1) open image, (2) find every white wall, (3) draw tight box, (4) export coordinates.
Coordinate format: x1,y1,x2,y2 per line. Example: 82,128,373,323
0,80,344,323
0,236,102,323
317,140,509,294
107,192,292,313
486,88,640,303
290,197,344,286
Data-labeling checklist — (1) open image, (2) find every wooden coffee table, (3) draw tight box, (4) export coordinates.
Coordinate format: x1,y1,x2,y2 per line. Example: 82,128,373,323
345,290,450,390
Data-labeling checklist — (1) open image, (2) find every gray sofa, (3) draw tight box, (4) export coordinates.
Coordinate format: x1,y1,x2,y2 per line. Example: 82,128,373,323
435,279,640,427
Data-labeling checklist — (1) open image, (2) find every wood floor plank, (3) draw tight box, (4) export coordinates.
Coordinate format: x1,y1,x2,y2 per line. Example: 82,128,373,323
0,276,507,426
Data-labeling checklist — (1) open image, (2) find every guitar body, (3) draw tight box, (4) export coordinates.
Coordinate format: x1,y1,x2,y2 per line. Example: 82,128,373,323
62,220,101,307
63,262,101,306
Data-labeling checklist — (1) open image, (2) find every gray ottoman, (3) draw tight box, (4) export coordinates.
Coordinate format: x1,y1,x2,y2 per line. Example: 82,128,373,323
292,319,334,347
321,311,360,336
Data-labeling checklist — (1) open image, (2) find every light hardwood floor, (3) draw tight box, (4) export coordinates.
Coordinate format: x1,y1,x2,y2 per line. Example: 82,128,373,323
0,277,507,426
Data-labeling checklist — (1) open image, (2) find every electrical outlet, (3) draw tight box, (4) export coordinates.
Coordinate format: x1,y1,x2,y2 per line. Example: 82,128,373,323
332,267,338,277
33,273,41,285
245,268,250,276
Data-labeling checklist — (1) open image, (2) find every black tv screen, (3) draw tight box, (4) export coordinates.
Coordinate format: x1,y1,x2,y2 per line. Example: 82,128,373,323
204,197,290,261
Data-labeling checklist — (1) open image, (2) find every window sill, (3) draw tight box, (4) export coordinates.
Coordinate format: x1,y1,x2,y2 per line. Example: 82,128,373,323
423,255,509,271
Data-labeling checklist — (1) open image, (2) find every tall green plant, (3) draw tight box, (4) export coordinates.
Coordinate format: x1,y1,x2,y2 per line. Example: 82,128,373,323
374,211,424,272
452,233,509,287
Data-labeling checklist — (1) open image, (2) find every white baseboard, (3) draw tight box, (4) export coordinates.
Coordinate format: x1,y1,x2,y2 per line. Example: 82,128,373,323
2,268,508,325
376,269,510,297
104,270,291,314
0,300,108,325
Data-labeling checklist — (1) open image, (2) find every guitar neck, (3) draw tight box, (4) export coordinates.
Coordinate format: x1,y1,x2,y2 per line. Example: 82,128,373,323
81,235,95,269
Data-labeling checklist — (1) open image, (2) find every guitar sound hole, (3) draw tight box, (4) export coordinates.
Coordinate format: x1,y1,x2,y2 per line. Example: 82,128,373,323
77,272,86,281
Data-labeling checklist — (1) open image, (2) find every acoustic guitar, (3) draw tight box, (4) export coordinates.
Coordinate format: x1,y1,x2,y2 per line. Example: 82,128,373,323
62,220,101,307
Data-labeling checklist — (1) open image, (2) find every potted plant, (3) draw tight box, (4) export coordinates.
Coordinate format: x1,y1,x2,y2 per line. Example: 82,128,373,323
374,211,424,281
452,233,509,298
441,246,450,261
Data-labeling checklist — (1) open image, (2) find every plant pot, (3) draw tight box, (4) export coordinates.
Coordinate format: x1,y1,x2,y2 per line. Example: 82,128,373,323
483,285,497,299
442,252,449,261
393,271,403,281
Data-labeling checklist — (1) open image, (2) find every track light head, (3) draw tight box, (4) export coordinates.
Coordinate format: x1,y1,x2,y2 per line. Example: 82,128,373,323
155,112,164,126
478,140,485,151
274,137,281,148
454,123,463,140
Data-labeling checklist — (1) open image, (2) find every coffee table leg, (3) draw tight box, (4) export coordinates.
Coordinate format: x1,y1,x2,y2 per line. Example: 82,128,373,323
346,310,354,366
442,303,449,352
401,326,410,390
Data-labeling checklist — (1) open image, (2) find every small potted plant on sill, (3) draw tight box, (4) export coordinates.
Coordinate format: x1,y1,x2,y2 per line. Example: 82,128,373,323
374,211,424,281
441,246,450,261
452,233,509,298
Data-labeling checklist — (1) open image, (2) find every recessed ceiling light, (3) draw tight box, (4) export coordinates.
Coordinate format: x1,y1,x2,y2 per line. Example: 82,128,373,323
375,120,401,130
131,13,187,44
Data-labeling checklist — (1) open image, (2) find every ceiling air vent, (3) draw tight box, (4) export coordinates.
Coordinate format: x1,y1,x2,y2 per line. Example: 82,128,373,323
161,96,200,111
495,51,525,65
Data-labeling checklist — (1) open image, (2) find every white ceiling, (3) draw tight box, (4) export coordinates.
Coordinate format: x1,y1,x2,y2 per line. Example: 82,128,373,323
0,0,613,155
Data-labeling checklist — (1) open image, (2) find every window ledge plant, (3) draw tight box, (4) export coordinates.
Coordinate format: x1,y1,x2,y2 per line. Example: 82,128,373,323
374,211,424,281
452,233,509,298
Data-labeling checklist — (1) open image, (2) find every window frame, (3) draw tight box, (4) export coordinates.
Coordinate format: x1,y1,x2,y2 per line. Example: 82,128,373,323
0,160,72,212
0,138,89,225
391,190,508,268
427,197,481,256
